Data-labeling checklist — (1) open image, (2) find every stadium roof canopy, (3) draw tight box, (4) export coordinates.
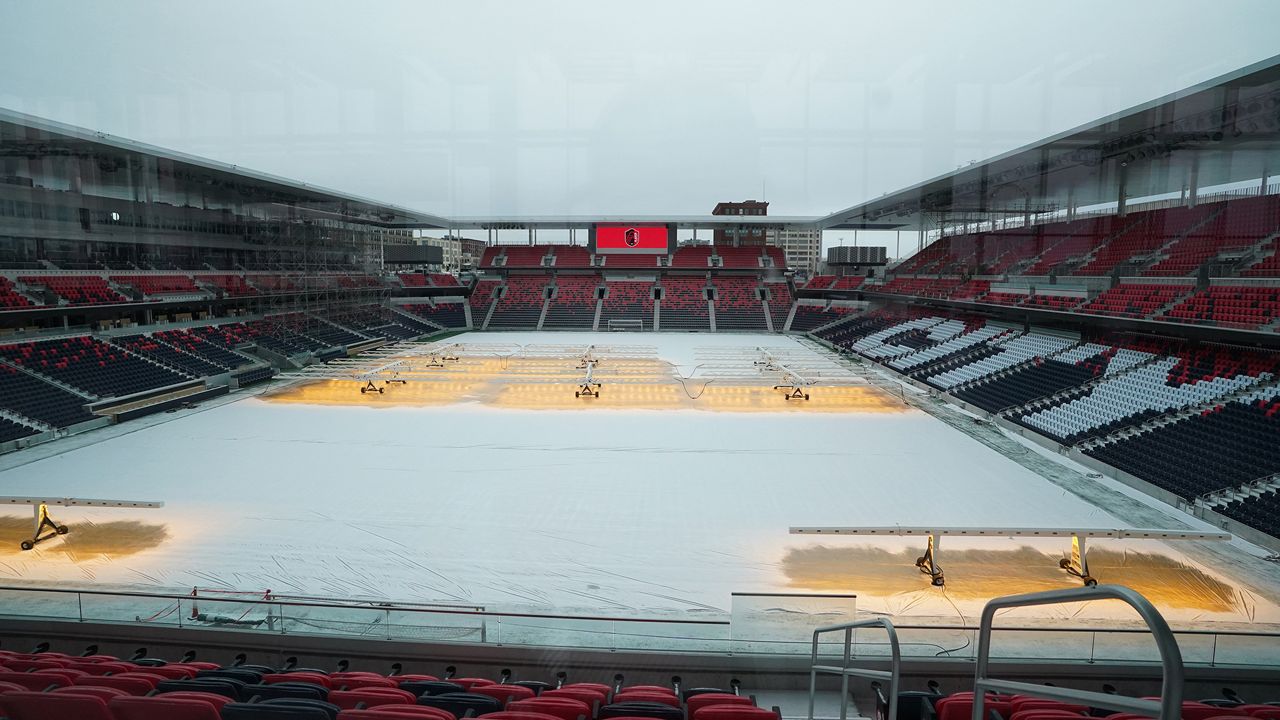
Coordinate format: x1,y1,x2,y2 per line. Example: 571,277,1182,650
5,53,1279,235
817,53,1280,232
0,108,450,229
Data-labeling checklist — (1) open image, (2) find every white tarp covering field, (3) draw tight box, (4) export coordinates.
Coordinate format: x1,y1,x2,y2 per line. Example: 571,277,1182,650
0,331,1277,654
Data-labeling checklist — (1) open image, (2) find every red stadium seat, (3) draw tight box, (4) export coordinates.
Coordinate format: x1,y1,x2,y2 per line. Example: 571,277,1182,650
0,671,66,690
338,676,400,690
63,660,137,676
330,688,417,708
692,706,781,720
50,684,131,701
686,694,754,718
1009,711,1088,720
619,686,676,697
338,708,458,720
73,674,155,695
480,713,565,720
933,694,1013,720
544,687,607,706
128,664,197,679
0,690,116,720
152,690,234,710
471,684,538,705
265,671,333,688
1239,706,1280,719
509,696,594,720
612,691,680,708
391,674,441,683
1009,698,1088,714
2,658,72,672
449,676,496,690
110,695,225,720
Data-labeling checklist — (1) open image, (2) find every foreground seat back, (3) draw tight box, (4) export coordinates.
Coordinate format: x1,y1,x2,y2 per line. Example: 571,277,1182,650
0,691,116,720
686,694,753,718
221,702,335,720
330,688,417,708
417,691,504,717
601,701,687,720
509,695,593,720
110,695,224,720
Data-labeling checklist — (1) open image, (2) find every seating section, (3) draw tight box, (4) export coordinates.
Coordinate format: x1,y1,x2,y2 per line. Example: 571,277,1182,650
1015,345,1277,444
952,344,1115,413
1077,283,1192,319
0,416,40,443
503,247,550,268
763,283,792,330
111,275,202,296
926,332,1078,390
429,274,461,287
1085,387,1280,501
599,282,654,330
979,291,1027,306
670,246,712,269
1241,238,1280,277
543,276,600,329
0,337,191,399
1021,294,1085,311
1219,484,1280,538
788,306,851,332
888,323,1006,372
27,275,126,305
110,335,227,378
714,247,762,268
204,275,258,296
711,278,766,331
0,276,36,309
324,306,434,342
803,276,835,289
249,275,299,293
550,246,592,269
658,278,709,330
488,278,547,329
399,273,430,287
830,276,864,290
1162,286,1280,330
469,281,502,313
403,302,468,329
0,646,781,720
156,330,257,369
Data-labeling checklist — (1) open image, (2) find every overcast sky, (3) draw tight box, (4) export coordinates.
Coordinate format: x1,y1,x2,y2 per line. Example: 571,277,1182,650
2,0,1279,226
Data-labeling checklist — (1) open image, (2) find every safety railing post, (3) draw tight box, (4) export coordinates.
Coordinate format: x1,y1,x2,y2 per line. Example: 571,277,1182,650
807,618,900,720
972,585,1183,720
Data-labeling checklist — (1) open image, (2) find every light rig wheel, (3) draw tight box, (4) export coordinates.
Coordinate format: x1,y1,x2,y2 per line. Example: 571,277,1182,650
20,540,33,551
56,525,69,535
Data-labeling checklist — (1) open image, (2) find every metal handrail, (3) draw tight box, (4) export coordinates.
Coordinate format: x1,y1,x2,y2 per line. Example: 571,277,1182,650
973,585,1183,720
808,618,900,720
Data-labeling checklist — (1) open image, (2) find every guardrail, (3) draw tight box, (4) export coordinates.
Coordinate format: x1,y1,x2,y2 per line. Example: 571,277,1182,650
808,618,899,720
973,585,1183,720
0,585,1277,666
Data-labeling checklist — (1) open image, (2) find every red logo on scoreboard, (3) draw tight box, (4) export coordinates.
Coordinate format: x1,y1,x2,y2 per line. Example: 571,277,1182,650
596,225,668,253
